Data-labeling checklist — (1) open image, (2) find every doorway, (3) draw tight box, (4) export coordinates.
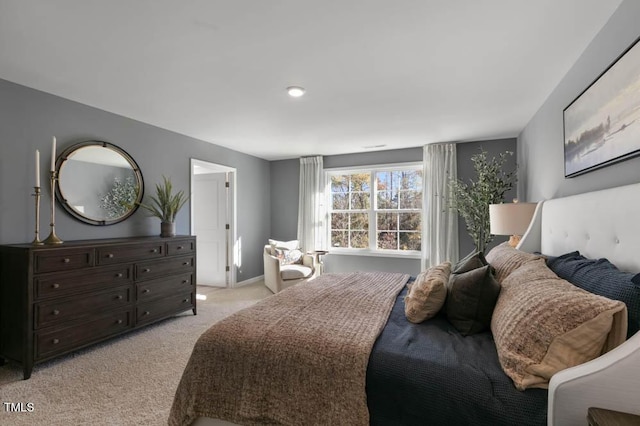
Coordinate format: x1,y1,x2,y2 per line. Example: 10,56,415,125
190,159,236,287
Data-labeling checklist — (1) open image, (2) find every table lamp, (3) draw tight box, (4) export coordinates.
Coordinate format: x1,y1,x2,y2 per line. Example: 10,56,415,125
489,201,537,247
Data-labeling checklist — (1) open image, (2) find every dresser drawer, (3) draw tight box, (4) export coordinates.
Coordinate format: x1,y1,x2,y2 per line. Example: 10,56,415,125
166,239,195,256
96,242,164,265
35,309,132,359
135,255,194,281
34,265,133,300
136,292,194,326
33,248,94,273
136,273,194,302
35,285,133,329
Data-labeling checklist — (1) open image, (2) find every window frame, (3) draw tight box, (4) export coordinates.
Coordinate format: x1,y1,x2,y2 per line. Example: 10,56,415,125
325,162,423,258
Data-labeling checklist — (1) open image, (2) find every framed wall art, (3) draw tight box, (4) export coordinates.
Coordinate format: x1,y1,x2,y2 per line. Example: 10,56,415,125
564,36,640,178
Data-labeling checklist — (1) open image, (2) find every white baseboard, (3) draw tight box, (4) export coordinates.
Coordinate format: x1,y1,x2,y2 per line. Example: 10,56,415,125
233,275,264,288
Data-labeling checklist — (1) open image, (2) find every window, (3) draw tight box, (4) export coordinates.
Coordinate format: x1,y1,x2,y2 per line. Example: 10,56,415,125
328,165,422,254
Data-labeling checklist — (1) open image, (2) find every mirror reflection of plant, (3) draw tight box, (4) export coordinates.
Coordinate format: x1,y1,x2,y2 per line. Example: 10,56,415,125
100,176,139,219
449,150,517,254
137,176,189,223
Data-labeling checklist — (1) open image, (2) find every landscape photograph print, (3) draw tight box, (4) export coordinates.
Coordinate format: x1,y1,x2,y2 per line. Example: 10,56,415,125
564,36,640,177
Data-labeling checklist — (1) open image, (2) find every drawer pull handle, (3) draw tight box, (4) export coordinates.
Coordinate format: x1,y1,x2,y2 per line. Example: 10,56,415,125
143,268,151,273
115,273,123,278
53,309,60,315
63,258,70,263
143,289,151,294
116,319,123,324
182,280,189,284
52,283,60,289
144,311,150,316
183,298,189,303
183,262,190,266
116,295,123,300
177,246,184,250
107,253,114,258
52,338,60,344
151,249,158,253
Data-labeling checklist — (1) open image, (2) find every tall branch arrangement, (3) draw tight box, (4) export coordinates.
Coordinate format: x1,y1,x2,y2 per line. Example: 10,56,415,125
138,176,189,223
449,150,517,253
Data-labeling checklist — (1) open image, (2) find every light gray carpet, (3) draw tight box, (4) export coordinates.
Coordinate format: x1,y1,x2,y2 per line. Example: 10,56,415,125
0,283,271,426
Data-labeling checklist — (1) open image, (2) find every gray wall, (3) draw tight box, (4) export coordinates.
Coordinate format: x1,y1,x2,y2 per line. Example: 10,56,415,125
270,159,300,241
456,139,517,256
518,0,640,201
0,79,270,282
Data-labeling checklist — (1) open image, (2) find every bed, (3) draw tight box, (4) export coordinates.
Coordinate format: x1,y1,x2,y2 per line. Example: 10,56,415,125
170,182,640,426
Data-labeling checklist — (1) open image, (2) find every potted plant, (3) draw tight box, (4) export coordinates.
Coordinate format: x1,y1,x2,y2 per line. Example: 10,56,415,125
449,149,517,253
138,176,189,237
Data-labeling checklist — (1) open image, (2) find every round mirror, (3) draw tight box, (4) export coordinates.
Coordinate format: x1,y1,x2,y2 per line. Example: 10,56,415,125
55,141,144,225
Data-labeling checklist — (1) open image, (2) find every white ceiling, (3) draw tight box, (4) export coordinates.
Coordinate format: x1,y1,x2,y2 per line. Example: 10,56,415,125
0,0,623,160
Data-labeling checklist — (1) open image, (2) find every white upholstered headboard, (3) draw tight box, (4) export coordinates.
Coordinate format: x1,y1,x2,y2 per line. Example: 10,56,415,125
518,182,640,272
518,182,640,426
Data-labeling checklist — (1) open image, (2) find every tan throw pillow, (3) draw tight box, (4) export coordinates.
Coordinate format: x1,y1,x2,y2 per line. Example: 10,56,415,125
485,242,542,283
404,262,451,323
491,258,628,390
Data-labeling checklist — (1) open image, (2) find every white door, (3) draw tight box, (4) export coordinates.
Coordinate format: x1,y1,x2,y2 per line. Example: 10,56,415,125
193,172,228,286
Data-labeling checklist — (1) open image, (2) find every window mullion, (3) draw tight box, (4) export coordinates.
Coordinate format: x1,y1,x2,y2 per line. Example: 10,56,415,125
370,172,376,251
396,211,400,250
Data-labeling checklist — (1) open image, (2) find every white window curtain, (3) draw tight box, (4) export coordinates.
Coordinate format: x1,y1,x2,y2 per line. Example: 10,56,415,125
297,156,327,252
422,143,459,271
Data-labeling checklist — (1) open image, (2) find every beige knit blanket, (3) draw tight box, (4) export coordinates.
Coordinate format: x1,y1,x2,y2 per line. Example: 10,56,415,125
168,271,409,426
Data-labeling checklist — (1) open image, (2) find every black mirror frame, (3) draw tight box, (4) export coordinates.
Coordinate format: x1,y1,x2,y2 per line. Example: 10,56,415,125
55,140,145,226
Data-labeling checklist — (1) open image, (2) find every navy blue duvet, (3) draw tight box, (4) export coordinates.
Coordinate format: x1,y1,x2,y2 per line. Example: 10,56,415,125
366,287,547,426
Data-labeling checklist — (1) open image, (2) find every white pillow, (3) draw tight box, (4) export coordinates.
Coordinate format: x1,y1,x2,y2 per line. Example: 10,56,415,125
268,239,299,255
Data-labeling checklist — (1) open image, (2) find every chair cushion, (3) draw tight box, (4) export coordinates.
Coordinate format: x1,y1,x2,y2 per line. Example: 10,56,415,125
280,264,313,280
274,248,304,265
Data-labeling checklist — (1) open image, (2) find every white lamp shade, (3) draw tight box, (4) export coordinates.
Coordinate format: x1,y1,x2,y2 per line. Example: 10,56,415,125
489,203,537,236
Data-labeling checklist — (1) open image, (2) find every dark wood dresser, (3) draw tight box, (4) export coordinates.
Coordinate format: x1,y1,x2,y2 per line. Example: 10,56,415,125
0,235,196,379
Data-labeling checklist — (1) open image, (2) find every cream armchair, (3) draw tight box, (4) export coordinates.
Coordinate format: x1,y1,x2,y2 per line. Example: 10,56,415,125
263,244,319,293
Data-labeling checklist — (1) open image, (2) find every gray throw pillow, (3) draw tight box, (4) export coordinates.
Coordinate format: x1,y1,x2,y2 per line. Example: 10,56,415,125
453,251,491,274
446,265,501,336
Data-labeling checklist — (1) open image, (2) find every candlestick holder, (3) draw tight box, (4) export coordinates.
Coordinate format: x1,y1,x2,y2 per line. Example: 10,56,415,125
31,186,44,245
43,171,63,245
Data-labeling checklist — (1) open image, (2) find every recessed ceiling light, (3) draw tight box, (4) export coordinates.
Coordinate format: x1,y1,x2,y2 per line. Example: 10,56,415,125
287,86,305,97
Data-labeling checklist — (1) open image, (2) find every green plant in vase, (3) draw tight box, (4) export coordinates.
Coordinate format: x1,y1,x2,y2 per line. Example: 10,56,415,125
449,149,517,254
138,176,189,237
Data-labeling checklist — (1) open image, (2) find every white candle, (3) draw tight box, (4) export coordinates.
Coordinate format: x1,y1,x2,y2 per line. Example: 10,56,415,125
51,136,56,171
35,150,40,187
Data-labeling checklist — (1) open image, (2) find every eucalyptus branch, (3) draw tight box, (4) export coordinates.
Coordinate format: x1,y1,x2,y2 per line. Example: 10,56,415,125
449,150,517,253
